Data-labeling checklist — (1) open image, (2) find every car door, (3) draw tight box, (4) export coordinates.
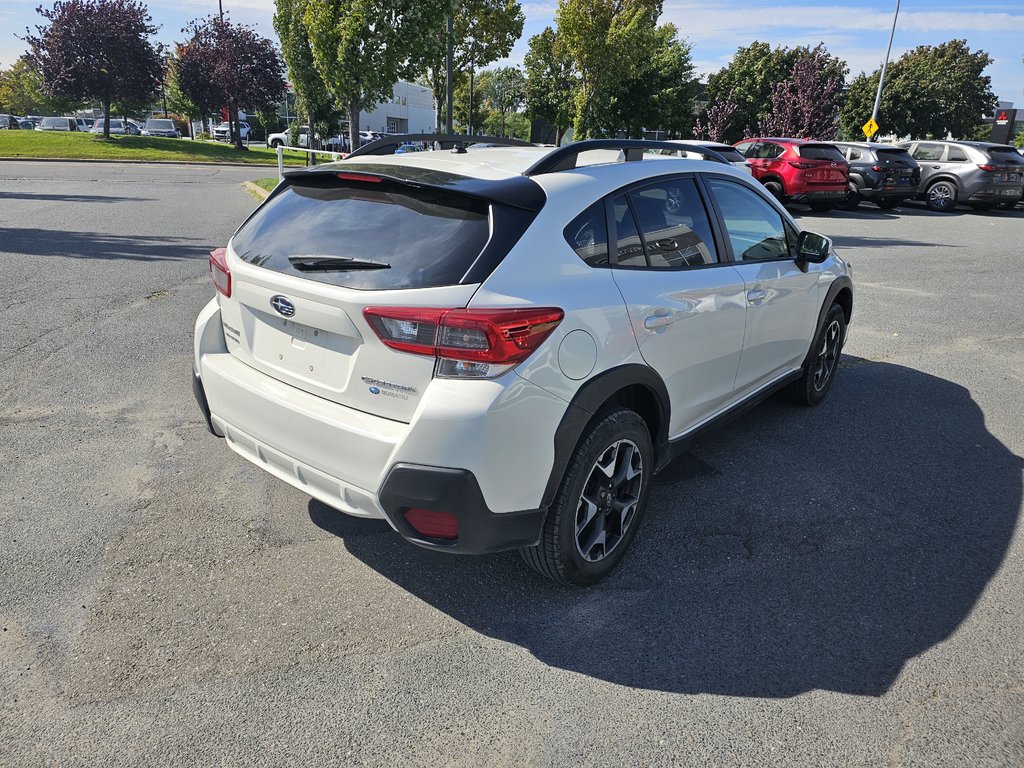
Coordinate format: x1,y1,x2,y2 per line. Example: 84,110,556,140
606,175,748,436
704,176,821,395
910,142,945,186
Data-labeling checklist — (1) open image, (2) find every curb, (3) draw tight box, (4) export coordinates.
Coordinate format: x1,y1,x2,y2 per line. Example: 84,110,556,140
0,156,289,168
243,181,274,200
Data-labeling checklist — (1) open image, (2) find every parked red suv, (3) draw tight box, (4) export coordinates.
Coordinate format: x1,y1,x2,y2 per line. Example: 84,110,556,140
735,138,850,212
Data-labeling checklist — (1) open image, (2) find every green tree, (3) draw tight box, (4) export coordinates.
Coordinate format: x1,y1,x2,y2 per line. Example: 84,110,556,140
275,0,341,149
606,23,697,138
0,56,81,115
839,40,995,140
704,41,846,142
479,65,525,136
164,53,199,134
303,1,447,151
556,0,661,139
523,26,575,144
425,0,524,131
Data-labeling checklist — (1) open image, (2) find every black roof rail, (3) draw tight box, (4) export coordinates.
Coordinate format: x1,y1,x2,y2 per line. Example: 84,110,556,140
521,139,730,176
347,133,538,158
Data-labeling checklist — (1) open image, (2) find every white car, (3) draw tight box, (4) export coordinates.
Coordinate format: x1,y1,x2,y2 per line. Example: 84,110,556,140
267,124,344,150
658,140,753,174
193,138,853,585
213,121,250,141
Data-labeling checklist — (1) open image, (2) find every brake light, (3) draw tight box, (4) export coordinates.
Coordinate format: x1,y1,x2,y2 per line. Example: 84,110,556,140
977,164,1003,172
872,165,885,172
336,172,382,182
364,306,564,379
403,508,459,540
209,247,230,297
788,161,816,169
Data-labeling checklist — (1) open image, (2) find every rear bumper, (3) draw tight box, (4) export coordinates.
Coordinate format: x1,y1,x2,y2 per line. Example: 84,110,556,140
192,299,563,552
860,185,918,202
788,190,846,203
964,184,1024,202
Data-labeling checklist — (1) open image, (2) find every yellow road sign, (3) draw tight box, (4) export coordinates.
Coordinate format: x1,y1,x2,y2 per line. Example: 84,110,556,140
862,118,879,138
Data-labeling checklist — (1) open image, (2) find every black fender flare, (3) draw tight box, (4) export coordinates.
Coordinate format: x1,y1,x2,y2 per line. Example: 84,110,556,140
801,276,854,369
540,364,671,509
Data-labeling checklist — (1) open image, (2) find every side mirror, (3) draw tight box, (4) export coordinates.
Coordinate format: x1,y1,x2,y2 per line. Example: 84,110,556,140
797,231,832,265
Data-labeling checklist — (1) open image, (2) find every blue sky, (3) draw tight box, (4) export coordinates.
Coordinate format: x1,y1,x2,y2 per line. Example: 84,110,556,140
1,0,1021,106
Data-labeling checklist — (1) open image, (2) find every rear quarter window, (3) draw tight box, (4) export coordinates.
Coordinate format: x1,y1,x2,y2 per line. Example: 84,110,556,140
231,176,492,290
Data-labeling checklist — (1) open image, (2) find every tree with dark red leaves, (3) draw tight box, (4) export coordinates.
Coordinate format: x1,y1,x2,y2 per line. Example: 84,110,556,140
25,0,163,139
758,45,845,140
176,16,286,149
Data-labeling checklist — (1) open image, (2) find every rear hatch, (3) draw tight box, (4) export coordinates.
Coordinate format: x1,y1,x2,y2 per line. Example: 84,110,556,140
797,144,849,186
872,147,920,188
982,147,1024,192
218,167,540,423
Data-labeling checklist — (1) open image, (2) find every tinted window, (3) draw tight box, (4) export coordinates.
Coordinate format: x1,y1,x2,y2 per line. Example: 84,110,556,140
735,142,755,157
712,147,747,164
145,119,174,129
40,117,66,128
988,147,1024,166
755,143,785,159
231,176,491,290
629,178,716,268
707,179,791,262
848,148,862,160
913,144,943,161
946,146,968,162
875,148,916,167
799,144,846,163
611,194,646,267
564,202,609,266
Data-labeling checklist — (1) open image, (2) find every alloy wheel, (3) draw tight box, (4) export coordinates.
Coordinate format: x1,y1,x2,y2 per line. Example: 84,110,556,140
574,439,644,563
928,183,955,210
812,319,842,391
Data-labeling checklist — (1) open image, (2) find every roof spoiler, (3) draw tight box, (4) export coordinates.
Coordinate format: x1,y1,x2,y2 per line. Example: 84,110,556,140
346,133,538,158
522,139,730,175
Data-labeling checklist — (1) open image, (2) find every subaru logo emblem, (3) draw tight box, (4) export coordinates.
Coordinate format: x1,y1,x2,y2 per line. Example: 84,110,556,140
270,295,295,317
368,386,381,395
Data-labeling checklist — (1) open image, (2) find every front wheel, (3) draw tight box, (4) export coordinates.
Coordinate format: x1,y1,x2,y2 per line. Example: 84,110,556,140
783,303,846,406
836,186,861,211
519,408,653,586
925,181,957,212
269,139,282,148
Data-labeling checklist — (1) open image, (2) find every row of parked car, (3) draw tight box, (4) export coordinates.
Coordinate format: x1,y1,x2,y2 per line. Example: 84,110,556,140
665,137,1024,213
0,113,185,138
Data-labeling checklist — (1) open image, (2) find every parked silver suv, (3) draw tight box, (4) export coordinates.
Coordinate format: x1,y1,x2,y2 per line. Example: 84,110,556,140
900,140,1024,212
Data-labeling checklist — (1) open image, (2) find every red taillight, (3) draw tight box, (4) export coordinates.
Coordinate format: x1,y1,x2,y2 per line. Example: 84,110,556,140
403,508,459,540
336,172,382,182
363,306,564,378
209,247,230,297
977,164,998,172
872,165,885,172
788,161,816,169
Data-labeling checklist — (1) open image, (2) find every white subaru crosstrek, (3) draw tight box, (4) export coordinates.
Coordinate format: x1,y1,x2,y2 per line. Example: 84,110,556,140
193,137,853,585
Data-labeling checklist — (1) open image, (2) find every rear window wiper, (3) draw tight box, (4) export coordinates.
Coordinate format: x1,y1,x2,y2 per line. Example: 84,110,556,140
288,255,390,271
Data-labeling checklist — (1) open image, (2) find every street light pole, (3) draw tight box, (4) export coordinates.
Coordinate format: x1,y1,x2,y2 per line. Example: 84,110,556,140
445,13,453,134
869,0,900,142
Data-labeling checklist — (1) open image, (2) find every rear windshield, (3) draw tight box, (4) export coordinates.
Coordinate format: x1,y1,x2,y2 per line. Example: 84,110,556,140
798,144,847,163
231,175,491,291
710,147,747,164
988,147,1024,166
874,148,916,166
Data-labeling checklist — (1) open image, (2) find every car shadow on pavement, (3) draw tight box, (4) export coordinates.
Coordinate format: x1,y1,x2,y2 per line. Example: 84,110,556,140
1,227,210,261
827,234,962,249
309,357,1022,698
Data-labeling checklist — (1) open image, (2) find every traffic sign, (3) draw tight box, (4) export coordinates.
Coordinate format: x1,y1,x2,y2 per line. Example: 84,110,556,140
862,118,879,139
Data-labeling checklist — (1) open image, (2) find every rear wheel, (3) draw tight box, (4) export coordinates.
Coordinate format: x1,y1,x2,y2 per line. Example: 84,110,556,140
878,200,900,210
810,202,834,213
836,186,861,211
519,408,653,586
269,139,282,149
763,180,784,202
783,303,846,407
925,180,957,212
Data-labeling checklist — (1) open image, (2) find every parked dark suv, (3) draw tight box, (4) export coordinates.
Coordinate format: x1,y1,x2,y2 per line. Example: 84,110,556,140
832,142,920,211
899,140,1024,212
735,138,850,212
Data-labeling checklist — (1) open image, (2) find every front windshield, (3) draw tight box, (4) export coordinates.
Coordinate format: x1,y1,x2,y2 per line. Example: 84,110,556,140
40,117,66,128
146,119,173,129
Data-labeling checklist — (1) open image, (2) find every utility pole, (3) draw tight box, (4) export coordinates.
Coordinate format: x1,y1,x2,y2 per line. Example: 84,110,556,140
869,0,900,142
445,12,453,134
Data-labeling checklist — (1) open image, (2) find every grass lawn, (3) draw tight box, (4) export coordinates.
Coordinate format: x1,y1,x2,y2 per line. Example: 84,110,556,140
253,177,279,192
0,131,305,165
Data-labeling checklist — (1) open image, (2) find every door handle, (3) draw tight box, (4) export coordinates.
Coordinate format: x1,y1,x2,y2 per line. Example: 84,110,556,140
747,288,767,305
644,311,676,329
931,165,940,169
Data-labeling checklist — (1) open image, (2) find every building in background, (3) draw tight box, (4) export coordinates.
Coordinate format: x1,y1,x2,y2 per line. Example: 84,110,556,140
360,81,434,135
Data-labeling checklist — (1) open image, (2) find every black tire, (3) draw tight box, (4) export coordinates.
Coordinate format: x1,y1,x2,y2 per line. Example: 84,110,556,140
783,303,846,406
519,407,653,586
810,202,834,213
878,200,900,210
763,180,784,202
995,200,1017,210
269,139,282,148
925,180,957,212
836,186,861,211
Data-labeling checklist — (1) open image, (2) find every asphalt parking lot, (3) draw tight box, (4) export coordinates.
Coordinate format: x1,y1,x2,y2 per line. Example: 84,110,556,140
1,160,1022,767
